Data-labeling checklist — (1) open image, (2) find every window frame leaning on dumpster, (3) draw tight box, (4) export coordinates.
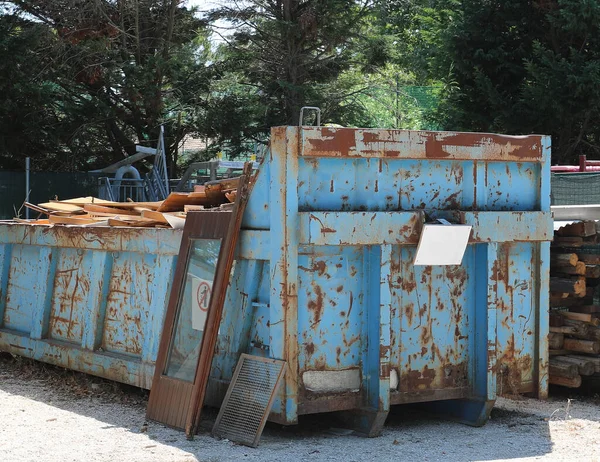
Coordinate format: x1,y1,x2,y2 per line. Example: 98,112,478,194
147,164,253,435
146,210,233,430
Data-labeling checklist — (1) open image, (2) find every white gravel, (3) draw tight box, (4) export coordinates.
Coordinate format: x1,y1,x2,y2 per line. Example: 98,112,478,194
1,354,599,462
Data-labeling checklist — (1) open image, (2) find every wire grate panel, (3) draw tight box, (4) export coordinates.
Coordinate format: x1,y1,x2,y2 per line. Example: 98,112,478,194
212,354,286,447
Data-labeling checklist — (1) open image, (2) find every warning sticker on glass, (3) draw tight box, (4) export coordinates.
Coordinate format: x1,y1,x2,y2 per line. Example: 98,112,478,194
191,276,213,331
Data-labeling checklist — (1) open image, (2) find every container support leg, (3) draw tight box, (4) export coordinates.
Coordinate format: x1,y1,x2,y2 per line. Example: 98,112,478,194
337,244,393,437
416,243,498,426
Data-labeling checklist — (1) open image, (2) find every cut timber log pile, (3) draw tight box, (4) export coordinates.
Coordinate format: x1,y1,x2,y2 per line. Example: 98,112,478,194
550,219,600,388
8,177,241,229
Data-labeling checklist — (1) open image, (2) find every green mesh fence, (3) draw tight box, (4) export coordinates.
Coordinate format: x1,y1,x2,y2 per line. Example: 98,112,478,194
0,171,100,220
551,173,600,205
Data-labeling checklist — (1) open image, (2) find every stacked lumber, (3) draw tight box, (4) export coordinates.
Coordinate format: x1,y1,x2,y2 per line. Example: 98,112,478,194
550,219,600,388
9,176,241,229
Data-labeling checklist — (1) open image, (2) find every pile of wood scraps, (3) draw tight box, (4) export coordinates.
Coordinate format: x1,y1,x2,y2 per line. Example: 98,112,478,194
550,219,600,388
13,176,242,229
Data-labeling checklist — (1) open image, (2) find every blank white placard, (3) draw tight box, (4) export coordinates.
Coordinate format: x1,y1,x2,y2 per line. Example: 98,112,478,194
414,224,472,266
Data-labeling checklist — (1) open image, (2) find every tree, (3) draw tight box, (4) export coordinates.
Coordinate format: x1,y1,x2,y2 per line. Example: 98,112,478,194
397,0,600,164
520,0,600,162
1,1,212,173
0,13,68,170
205,0,380,154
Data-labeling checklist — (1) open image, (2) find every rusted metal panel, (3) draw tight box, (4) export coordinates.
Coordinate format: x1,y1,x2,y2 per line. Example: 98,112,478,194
392,244,472,394
0,223,181,254
236,231,270,260
298,212,423,245
460,212,553,242
300,127,544,161
0,225,180,388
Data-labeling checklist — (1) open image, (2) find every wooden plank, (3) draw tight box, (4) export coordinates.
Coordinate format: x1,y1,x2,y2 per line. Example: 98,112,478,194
553,355,596,375
578,253,600,265
563,318,599,336
549,312,564,326
23,202,51,215
563,338,600,354
552,237,583,247
549,374,582,388
568,355,600,374
157,193,197,212
568,305,600,314
107,218,161,227
549,332,564,349
141,210,169,224
549,358,579,378
83,204,140,216
225,191,237,203
550,277,586,297
585,265,600,278
133,206,154,213
38,202,85,214
550,326,577,335
183,205,205,212
207,177,241,191
551,253,578,267
48,215,104,225
92,201,163,210
13,218,51,225
53,197,113,205
551,261,586,276
562,311,600,326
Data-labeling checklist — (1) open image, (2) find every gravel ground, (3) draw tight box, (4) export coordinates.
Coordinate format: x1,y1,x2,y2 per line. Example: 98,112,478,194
1,353,599,462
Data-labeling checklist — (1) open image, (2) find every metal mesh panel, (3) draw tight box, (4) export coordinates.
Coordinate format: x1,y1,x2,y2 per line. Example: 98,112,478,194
551,173,600,205
212,354,285,447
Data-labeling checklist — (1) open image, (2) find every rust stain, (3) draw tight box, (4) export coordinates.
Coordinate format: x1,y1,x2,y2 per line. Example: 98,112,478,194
441,362,468,388
306,128,357,155
380,363,391,378
308,284,324,328
402,366,436,391
443,191,461,209
380,344,390,357
424,132,542,160
304,342,315,358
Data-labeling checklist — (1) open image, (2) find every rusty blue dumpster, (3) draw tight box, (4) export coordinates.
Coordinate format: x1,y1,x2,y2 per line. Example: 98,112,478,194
206,127,553,435
0,126,552,436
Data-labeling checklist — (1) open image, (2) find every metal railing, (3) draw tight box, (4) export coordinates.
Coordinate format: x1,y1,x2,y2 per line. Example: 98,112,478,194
98,177,148,202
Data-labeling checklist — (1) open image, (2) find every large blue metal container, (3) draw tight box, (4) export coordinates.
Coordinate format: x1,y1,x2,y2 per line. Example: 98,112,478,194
207,126,553,435
0,126,552,436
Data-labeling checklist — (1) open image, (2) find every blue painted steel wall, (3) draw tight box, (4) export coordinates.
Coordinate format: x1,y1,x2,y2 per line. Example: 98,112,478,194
0,225,180,389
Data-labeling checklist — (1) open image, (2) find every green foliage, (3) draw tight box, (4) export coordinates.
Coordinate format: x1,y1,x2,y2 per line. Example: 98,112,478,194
397,0,600,163
0,14,67,169
0,1,212,173
204,0,380,154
